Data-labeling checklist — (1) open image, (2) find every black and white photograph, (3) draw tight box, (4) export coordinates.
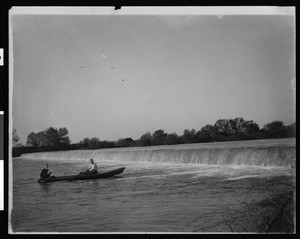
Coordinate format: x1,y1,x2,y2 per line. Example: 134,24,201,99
9,7,295,233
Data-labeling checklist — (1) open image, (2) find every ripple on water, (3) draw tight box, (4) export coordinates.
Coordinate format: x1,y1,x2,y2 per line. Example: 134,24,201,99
11,158,294,232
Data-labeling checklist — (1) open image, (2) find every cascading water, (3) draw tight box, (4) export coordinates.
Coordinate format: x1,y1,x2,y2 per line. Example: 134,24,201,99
20,138,295,168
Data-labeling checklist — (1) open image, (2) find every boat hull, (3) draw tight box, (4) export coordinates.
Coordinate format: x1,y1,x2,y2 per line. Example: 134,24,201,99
37,167,125,183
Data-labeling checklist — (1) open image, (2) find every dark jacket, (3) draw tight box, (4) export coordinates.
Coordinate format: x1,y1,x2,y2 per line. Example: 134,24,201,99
40,168,50,178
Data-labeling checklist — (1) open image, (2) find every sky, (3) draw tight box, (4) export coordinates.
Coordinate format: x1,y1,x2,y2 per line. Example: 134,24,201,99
11,8,295,144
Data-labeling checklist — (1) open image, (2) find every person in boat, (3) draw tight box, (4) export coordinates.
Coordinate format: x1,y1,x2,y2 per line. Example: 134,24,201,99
40,163,52,179
84,159,98,175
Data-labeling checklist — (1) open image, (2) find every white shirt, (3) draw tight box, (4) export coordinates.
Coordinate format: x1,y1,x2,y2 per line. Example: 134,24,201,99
89,163,97,171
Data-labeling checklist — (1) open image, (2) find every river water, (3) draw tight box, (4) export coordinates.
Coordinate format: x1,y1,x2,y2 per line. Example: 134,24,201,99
9,139,295,233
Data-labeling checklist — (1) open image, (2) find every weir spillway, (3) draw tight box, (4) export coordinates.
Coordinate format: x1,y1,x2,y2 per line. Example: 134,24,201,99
20,138,296,168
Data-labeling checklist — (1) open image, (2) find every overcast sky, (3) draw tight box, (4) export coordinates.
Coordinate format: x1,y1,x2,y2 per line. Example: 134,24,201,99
11,9,295,144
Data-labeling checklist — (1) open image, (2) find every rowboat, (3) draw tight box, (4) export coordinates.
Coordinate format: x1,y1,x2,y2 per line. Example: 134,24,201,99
37,167,125,183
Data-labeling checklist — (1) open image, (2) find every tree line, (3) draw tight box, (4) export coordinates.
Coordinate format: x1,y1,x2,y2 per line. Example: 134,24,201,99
26,127,71,149
12,118,295,156
113,118,295,147
13,127,72,157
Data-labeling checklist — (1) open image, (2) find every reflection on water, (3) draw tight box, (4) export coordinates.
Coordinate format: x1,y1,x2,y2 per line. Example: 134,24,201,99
11,158,294,232
40,183,52,194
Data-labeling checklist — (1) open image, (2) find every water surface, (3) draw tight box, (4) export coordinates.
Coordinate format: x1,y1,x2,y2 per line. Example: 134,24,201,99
11,156,294,232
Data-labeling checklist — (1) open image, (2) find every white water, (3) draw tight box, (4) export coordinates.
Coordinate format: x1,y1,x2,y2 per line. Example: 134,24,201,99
21,138,296,168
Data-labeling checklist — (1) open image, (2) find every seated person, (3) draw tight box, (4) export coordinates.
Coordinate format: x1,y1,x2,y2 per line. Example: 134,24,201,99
40,163,52,179
84,159,98,175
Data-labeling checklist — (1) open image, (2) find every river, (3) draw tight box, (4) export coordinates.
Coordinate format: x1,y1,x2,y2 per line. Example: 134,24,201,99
9,138,295,233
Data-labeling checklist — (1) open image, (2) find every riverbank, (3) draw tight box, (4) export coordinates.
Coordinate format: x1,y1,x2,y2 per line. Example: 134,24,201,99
199,176,295,233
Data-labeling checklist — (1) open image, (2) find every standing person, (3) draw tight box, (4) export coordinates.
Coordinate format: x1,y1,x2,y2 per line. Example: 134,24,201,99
85,159,98,175
40,163,52,179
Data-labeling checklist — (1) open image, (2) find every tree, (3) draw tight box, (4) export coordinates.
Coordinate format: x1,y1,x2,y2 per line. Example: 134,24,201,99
12,129,20,146
196,124,217,142
58,127,71,147
26,132,39,147
214,118,247,136
214,119,232,135
26,127,71,149
286,122,296,138
136,132,153,146
43,127,59,147
27,131,49,147
78,138,91,148
116,138,134,147
243,120,261,139
230,118,247,135
87,137,100,149
263,121,287,138
182,129,196,144
213,118,261,141
82,138,90,146
152,129,167,145
163,133,182,145
99,140,116,148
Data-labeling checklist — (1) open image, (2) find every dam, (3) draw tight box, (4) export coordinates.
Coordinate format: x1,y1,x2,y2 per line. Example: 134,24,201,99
20,138,296,168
